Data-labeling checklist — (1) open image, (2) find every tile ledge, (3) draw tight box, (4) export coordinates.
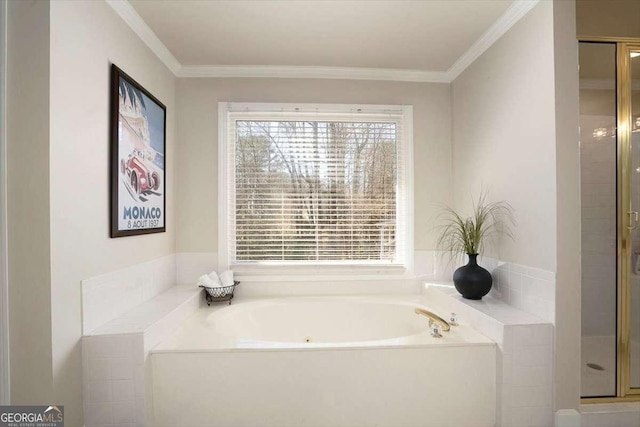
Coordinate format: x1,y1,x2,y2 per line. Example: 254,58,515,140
423,282,550,326
580,402,640,413
84,284,202,336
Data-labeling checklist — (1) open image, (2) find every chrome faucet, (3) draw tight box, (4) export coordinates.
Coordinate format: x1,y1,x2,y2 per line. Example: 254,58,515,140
414,308,451,336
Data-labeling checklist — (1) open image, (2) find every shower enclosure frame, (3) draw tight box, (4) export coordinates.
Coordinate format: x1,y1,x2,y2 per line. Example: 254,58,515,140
579,35,640,403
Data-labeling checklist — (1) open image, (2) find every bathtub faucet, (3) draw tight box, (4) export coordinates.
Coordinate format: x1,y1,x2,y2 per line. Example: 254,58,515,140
414,308,451,337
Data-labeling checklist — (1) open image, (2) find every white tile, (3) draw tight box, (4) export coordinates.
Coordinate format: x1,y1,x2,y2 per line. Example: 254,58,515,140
512,385,552,408
496,383,504,423
112,401,136,424
112,379,135,403
533,407,554,427
111,358,134,380
135,396,147,426
520,274,536,295
512,364,552,386
514,345,553,367
87,358,111,381
88,336,132,359
531,278,555,301
526,267,555,282
500,284,511,304
413,251,437,278
512,411,536,427
534,282,551,303
583,411,640,427
82,254,176,333
87,380,113,403
490,284,504,300
517,296,542,318
513,325,537,347
511,264,528,275
500,387,513,426
509,289,525,310
134,366,145,398
512,406,553,427
84,403,113,426
501,354,513,385
87,337,111,359
508,270,523,293
546,308,555,324
132,336,145,366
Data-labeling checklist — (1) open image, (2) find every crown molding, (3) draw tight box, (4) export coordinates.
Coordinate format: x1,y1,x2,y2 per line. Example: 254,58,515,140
447,0,539,81
178,65,450,83
107,0,538,84
105,0,181,74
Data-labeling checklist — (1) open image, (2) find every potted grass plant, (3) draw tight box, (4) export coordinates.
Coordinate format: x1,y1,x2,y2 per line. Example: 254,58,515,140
436,192,514,300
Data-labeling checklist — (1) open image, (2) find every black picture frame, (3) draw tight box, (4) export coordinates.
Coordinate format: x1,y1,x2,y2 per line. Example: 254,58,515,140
110,64,167,237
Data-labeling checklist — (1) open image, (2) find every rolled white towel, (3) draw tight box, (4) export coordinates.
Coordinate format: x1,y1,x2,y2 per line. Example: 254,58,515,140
219,270,234,287
207,271,223,287
197,274,217,288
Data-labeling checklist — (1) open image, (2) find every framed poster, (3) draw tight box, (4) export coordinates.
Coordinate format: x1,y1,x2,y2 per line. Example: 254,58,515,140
110,64,166,237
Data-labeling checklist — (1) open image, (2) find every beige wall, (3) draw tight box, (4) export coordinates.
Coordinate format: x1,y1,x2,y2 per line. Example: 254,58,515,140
6,0,54,405
554,0,581,411
452,2,557,272
176,79,452,254
452,0,582,412
577,0,640,38
49,2,176,424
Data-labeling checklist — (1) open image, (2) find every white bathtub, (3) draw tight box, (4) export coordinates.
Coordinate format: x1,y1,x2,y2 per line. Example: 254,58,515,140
151,295,496,427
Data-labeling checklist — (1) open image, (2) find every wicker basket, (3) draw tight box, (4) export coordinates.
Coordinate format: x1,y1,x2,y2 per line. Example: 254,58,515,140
199,281,240,305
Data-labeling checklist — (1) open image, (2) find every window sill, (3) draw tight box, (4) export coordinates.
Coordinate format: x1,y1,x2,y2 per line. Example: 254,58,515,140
230,263,409,282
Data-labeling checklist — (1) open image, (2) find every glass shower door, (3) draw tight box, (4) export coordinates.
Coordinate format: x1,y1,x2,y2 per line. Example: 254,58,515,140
579,41,618,398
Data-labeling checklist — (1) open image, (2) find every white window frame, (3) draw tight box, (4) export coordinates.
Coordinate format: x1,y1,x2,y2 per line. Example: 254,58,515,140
218,102,413,279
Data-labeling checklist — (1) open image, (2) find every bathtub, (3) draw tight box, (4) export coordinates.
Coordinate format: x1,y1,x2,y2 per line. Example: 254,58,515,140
151,295,496,427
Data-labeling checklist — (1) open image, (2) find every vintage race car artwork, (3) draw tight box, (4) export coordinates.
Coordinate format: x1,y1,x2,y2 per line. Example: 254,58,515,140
110,64,166,237
121,149,161,197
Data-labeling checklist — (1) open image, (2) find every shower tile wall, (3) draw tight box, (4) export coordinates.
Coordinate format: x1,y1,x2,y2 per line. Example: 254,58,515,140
580,115,617,339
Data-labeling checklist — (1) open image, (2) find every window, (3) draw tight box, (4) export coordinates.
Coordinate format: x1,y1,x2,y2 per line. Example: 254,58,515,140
219,103,413,271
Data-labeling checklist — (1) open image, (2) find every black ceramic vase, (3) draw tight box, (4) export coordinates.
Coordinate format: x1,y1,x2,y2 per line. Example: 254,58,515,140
453,253,492,300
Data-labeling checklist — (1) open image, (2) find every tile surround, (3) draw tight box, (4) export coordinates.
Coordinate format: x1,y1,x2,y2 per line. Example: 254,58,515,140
81,255,176,334
423,284,554,427
82,281,201,427
87,285,201,337
175,251,556,325
416,251,556,324
80,254,212,427
580,403,640,427
83,334,144,427
82,252,557,426
490,261,556,323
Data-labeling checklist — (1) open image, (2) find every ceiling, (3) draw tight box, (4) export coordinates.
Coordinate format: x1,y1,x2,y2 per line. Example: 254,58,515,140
129,0,514,72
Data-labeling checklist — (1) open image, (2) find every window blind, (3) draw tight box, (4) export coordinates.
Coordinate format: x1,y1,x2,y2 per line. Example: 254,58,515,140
226,107,407,265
